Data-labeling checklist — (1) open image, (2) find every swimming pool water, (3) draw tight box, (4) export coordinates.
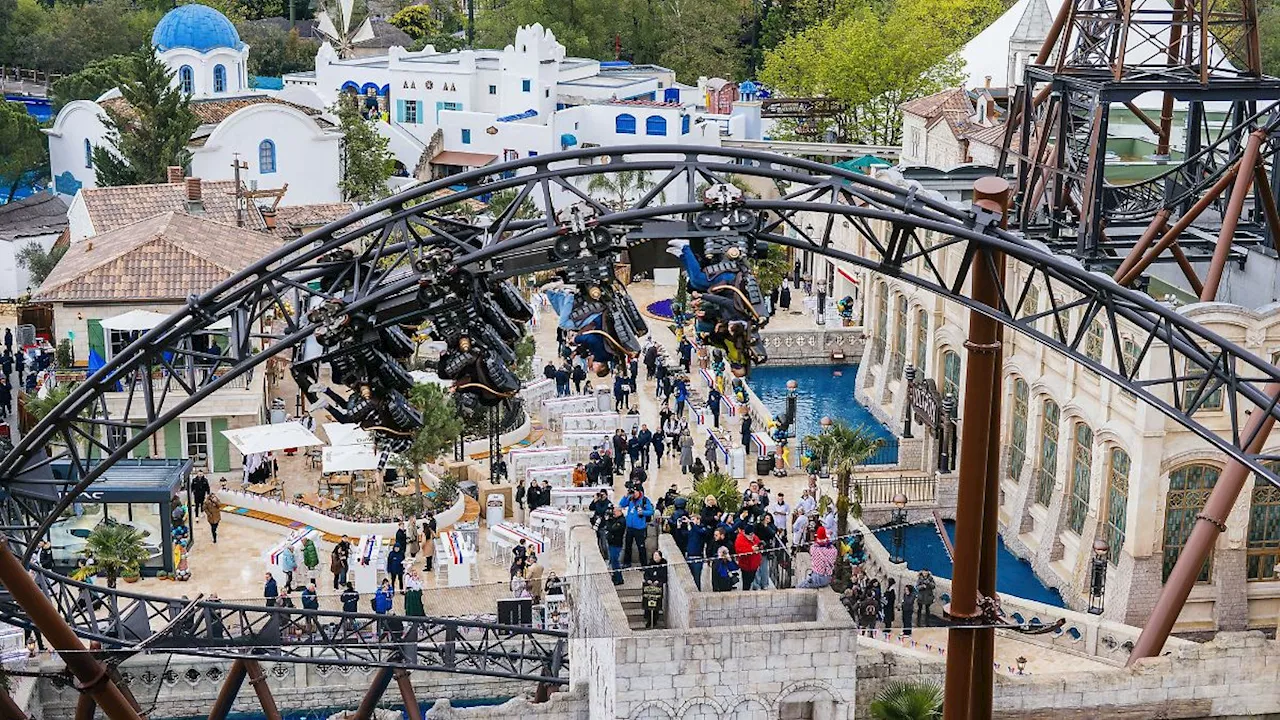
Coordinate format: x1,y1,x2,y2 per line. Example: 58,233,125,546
873,520,1066,608
746,364,898,458
167,697,511,719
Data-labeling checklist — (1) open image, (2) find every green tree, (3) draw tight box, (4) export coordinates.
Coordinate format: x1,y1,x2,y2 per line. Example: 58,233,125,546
84,520,152,588
27,0,163,75
752,243,789,296
760,0,1001,144
0,0,48,70
335,97,394,202
683,471,742,515
0,100,47,202
586,170,656,209
16,242,67,286
406,382,464,497
23,384,72,425
238,22,321,77
655,0,746,82
486,187,539,221
869,681,943,720
513,334,536,381
803,419,884,587
91,51,200,187
389,5,442,39
50,55,134,110
476,0,616,59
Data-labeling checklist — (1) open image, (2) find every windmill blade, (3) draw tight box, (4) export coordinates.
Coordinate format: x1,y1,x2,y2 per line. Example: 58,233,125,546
339,0,357,34
350,16,376,45
315,9,341,44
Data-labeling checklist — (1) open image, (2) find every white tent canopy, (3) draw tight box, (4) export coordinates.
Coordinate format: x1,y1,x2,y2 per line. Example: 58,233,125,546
323,422,374,447
100,309,232,333
221,422,324,455
322,444,382,473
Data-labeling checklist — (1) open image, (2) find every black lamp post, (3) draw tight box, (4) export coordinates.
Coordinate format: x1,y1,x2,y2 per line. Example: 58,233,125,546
890,492,909,564
1088,538,1109,615
902,364,915,439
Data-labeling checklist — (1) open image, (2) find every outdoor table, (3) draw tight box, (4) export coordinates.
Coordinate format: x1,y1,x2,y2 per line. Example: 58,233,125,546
245,483,275,496
390,484,420,497
526,464,575,487
528,508,568,547
549,486,609,508
298,493,338,511
508,446,570,481
488,522,547,563
437,530,478,587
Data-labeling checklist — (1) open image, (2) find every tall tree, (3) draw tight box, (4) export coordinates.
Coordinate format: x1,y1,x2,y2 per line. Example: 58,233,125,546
656,0,746,82
760,0,1002,144
586,169,656,209
237,22,321,77
50,55,134,110
16,243,67,286
406,382,463,497
804,419,884,588
0,100,47,202
335,96,394,202
90,51,200,187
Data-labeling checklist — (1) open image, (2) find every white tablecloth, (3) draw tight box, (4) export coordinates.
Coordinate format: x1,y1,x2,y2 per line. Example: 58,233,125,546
550,486,611,507
563,431,611,450
489,523,547,555
437,530,477,565
561,412,624,434
509,446,571,480
529,507,569,531
541,396,601,421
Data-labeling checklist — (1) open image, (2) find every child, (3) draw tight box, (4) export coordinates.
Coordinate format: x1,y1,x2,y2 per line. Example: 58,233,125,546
642,579,664,628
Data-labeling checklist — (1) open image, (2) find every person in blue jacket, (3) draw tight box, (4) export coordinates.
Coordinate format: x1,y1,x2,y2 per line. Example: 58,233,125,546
681,513,710,590
668,239,768,376
544,280,646,376
374,578,395,614
618,487,654,567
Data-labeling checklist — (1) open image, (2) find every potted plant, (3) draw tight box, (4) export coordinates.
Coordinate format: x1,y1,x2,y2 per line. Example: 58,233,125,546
121,564,141,583
84,521,152,589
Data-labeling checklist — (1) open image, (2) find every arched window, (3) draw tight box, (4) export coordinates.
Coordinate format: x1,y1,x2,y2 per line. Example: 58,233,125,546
214,64,227,93
891,294,907,378
1034,399,1060,506
1164,464,1220,582
1008,379,1029,482
1083,319,1104,377
1183,359,1224,411
645,116,667,136
942,350,961,400
258,140,276,174
1067,422,1094,533
616,114,636,134
1248,463,1280,580
682,115,691,134
1104,448,1129,565
84,139,93,169
914,308,928,373
874,282,888,363
179,65,194,95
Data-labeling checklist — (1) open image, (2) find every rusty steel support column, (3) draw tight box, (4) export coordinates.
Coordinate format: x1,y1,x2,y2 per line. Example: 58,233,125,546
970,181,1009,720
0,689,28,720
242,660,281,720
1250,163,1280,255
1201,130,1266,301
942,177,1010,720
1116,163,1240,287
1129,385,1280,662
1157,0,1187,155
1113,209,1169,281
394,669,423,720
349,667,395,720
206,660,248,720
0,538,141,720
1167,242,1205,296
76,694,96,720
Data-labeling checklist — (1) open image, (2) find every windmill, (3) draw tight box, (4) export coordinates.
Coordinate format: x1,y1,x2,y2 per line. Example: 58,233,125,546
314,0,375,59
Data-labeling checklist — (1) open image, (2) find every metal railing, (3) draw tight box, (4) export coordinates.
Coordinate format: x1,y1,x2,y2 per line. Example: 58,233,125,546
855,475,936,505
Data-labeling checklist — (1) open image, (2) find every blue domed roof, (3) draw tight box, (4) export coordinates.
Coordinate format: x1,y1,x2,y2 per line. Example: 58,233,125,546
151,4,243,53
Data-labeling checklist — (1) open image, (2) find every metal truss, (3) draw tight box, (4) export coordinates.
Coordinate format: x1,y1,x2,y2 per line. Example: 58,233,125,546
0,565,567,683
3,145,1280,678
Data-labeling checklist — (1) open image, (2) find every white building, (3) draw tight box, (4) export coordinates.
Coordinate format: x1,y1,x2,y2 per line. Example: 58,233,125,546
0,194,68,299
284,24,757,179
45,4,343,205
899,87,1006,171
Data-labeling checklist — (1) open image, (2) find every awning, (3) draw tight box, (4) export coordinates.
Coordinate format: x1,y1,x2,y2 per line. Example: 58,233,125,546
322,444,381,473
323,422,373,447
560,133,578,147
430,151,498,167
100,309,232,332
221,422,324,455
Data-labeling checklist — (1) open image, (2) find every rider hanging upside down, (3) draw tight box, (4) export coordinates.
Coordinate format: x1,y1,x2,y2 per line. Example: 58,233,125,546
668,237,768,376
544,275,648,376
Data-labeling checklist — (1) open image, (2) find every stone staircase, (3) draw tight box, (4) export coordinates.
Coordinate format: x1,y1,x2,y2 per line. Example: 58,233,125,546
617,572,666,630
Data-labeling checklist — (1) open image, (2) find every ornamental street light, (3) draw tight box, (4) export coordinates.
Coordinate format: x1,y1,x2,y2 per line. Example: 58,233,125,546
902,364,915,439
1088,538,1109,615
890,492,909,564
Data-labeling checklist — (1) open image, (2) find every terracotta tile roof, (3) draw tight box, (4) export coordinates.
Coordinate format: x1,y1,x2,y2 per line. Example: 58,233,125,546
80,180,269,233
962,121,1011,147
100,94,330,127
271,202,357,238
35,212,282,302
900,88,972,120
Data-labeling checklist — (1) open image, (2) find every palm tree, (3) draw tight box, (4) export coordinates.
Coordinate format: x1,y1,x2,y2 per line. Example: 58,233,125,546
586,170,658,209
869,681,943,720
804,419,884,587
84,521,152,588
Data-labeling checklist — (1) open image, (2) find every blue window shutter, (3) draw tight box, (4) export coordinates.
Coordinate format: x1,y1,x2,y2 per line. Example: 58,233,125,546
664,88,679,103
462,129,471,144
616,114,636,134
682,115,691,134
396,99,406,123
645,116,667,136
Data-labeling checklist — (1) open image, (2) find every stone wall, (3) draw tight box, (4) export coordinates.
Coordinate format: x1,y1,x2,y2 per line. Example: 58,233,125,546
856,631,1280,720
760,326,865,364
660,534,819,628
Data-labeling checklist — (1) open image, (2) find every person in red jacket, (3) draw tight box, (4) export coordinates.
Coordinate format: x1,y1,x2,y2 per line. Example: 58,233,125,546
735,524,763,591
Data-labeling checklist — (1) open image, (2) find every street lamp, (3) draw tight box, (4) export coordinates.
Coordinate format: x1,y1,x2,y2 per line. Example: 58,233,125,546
1088,538,1109,615
890,493,909,564
902,364,915,439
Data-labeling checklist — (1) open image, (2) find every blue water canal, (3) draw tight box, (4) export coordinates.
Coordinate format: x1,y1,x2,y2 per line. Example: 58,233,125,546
873,520,1066,608
746,364,899,464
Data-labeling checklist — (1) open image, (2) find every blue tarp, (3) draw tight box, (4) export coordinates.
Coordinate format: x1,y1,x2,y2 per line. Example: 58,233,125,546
496,108,537,122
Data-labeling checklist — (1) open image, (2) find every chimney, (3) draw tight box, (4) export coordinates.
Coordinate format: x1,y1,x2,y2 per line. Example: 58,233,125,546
185,177,204,214
261,208,277,229
167,166,184,184
984,75,991,89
